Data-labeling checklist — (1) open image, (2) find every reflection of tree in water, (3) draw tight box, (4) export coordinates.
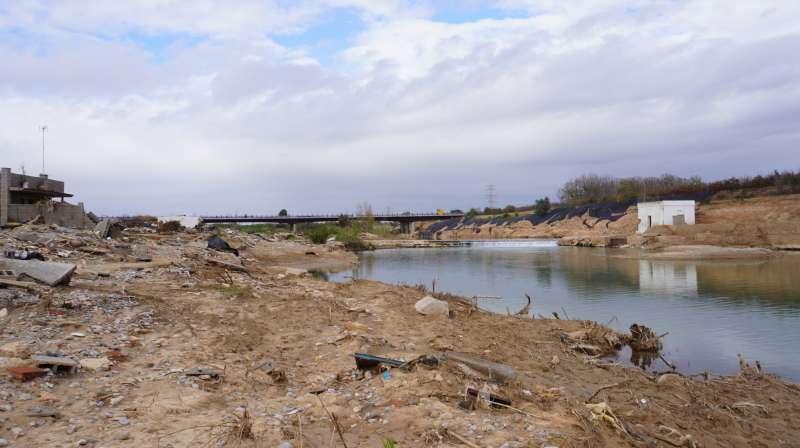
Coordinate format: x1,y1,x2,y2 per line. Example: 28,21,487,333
630,349,657,370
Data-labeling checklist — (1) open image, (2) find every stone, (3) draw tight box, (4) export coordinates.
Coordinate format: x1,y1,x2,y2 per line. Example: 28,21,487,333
0,341,30,358
277,442,293,448
80,357,111,372
11,426,23,436
118,416,130,426
0,259,77,286
95,219,112,238
0,308,6,318
0,438,8,446
414,296,449,316
114,431,130,440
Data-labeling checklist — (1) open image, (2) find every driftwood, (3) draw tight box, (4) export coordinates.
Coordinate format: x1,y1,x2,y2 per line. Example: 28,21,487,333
586,379,631,403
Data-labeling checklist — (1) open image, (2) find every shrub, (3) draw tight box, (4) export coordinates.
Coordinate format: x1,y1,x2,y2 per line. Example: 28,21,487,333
534,197,551,216
278,209,288,216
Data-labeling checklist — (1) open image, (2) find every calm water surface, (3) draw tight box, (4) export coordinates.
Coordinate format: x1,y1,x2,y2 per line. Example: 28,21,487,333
330,241,800,380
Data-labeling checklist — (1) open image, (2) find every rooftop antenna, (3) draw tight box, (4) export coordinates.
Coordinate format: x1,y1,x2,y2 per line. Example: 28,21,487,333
39,125,48,174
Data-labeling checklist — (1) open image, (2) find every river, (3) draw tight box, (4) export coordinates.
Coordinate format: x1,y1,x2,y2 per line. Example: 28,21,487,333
329,240,800,380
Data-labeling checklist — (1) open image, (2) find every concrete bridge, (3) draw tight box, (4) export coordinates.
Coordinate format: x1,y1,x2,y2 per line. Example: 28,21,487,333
199,212,464,234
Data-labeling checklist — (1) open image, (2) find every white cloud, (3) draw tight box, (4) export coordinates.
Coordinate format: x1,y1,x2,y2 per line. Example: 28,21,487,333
0,0,799,214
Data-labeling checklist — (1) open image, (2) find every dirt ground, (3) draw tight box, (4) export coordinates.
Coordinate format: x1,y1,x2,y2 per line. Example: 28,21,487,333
0,225,799,447
424,194,800,252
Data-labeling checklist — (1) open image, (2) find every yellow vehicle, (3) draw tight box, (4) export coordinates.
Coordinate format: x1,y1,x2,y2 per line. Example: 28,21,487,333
436,209,446,215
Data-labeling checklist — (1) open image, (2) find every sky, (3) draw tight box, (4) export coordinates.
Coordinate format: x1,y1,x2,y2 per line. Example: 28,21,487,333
1,0,799,216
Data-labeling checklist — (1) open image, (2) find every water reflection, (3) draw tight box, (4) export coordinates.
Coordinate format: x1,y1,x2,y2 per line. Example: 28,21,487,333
639,260,697,296
330,243,800,380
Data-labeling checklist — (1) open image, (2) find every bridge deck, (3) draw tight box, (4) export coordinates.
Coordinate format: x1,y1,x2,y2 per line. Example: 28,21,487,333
200,213,464,224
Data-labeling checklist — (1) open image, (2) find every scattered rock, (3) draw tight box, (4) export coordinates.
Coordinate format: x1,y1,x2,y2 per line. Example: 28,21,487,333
79,357,111,372
414,296,449,316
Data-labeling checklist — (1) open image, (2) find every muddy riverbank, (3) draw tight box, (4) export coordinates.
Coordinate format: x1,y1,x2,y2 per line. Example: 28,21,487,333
0,225,798,446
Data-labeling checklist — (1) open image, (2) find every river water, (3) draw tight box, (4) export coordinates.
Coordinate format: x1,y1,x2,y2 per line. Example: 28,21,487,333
329,241,800,380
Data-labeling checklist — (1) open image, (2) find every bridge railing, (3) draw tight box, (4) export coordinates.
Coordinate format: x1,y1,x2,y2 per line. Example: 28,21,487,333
200,212,464,219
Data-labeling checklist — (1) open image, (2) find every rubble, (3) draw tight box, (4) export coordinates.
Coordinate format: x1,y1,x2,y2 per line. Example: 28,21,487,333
0,223,795,446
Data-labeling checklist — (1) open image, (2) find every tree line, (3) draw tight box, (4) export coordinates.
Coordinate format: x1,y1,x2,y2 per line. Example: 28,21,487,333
558,170,800,205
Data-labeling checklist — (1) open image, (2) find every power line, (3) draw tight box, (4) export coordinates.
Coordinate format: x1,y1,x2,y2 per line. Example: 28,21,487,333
486,184,496,209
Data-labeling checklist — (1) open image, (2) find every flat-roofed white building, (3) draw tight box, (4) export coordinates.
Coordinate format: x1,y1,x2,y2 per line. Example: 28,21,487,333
636,200,695,233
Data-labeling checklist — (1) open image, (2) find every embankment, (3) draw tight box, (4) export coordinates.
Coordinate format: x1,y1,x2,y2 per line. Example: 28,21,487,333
417,194,800,251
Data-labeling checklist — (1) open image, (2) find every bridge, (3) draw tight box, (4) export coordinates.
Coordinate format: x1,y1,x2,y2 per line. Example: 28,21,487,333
200,212,464,234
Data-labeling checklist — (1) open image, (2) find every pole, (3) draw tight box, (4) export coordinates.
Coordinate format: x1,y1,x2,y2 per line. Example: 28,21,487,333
40,125,48,174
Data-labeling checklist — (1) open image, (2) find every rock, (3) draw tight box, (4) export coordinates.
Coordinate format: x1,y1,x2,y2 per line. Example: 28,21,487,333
114,431,130,441
117,416,130,426
657,373,684,386
0,308,6,319
11,426,23,436
414,296,449,316
80,357,111,372
277,442,293,448
0,437,8,446
0,341,31,358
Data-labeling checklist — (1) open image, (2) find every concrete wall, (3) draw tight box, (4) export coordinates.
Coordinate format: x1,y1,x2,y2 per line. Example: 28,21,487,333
6,172,64,193
637,200,695,233
6,201,94,229
0,168,9,226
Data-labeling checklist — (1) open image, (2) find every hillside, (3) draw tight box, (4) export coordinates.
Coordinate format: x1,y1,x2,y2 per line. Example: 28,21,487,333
417,194,800,249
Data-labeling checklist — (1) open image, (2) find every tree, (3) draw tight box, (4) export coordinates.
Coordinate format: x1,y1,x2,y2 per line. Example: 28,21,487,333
534,197,551,216
466,208,479,217
503,204,516,213
278,209,288,216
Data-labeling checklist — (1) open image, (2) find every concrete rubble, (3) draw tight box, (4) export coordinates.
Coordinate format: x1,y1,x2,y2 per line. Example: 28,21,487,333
0,222,795,446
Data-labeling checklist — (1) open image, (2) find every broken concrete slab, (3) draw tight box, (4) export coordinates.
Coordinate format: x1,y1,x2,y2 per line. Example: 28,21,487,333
0,258,77,286
31,355,78,373
95,219,111,238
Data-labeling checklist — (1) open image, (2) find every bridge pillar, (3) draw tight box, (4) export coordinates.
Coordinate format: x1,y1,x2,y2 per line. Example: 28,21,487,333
289,223,296,233
400,221,416,235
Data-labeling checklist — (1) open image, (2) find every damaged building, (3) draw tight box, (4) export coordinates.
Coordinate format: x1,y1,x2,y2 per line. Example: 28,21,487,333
0,167,95,228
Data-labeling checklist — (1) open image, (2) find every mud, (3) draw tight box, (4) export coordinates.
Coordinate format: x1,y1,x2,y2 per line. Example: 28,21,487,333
0,225,798,447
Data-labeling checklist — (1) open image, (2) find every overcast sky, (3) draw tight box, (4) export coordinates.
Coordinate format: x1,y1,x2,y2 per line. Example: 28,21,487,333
1,1,799,215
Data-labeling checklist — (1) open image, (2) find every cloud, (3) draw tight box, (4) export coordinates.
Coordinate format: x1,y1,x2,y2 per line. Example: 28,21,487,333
0,1,798,215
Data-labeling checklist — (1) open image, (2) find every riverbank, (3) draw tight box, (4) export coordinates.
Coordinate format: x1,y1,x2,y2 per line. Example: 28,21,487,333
0,225,798,446
418,194,800,252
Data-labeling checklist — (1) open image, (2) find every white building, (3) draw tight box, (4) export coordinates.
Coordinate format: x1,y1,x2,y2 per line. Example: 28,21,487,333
636,200,695,233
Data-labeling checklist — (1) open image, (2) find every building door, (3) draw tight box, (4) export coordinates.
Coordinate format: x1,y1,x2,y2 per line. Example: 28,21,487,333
673,214,685,225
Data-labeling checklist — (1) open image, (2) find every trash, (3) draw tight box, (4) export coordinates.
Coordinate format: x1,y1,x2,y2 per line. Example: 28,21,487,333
207,235,239,256
414,296,449,316
4,250,45,261
7,367,47,381
185,366,223,380
0,258,77,286
382,370,391,380
439,352,517,383
31,355,78,373
464,387,512,408
354,353,405,370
